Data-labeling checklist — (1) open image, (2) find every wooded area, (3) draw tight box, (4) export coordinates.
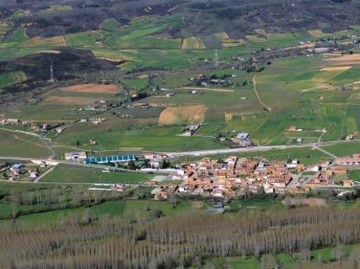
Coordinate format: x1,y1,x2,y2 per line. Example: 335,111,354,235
1,206,360,268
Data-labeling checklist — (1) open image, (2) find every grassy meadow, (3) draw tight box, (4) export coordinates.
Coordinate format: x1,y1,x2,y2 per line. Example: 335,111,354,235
41,164,154,184
0,129,50,158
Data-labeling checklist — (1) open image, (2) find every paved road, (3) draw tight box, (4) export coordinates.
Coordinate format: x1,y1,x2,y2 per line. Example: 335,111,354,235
165,139,358,158
313,144,338,159
1,139,359,162
33,166,55,183
38,134,56,158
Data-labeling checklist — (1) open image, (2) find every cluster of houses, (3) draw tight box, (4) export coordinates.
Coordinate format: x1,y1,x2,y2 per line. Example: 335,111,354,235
4,163,40,181
335,154,360,166
169,156,296,198
218,131,253,147
286,126,327,133
147,154,360,200
73,100,120,113
188,73,235,88
77,118,107,125
0,118,65,135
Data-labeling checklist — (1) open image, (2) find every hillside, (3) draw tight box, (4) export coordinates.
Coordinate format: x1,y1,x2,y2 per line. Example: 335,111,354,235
0,0,359,39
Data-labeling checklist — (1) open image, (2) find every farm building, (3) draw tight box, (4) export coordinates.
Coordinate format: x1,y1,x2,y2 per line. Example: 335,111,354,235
84,154,137,164
231,133,251,147
10,163,25,175
65,152,87,161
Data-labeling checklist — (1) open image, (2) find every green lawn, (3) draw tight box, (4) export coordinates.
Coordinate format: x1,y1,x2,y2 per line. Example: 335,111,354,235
348,170,360,182
322,140,360,157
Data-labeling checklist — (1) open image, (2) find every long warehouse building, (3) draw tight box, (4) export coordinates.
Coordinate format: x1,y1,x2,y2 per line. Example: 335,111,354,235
84,154,137,164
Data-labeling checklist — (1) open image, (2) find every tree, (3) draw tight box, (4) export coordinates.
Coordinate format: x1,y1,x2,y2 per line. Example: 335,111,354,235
161,159,171,169
128,160,137,170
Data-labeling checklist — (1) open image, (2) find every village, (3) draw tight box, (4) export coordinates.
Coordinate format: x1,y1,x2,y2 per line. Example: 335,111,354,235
148,154,360,200
2,149,360,201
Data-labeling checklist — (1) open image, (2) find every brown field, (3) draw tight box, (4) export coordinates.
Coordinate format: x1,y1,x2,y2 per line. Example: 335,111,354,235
320,66,352,71
158,105,208,125
181,37,206,49
281,42,315,51
29,36,67,46
37,50,61,54
44,96,99,105
215,32,246,47
308,29,329,38
60,84,120,94
323,54,360,66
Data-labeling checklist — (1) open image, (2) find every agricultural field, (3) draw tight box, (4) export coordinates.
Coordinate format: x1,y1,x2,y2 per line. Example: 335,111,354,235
215,32,246,48
0,129,49,158
105,17,181,50
181,36,206,49
158,105,208,125
1,1,360,268
54,122,223,152
0,71,27,92
65,31,106,48
40,164,154,184
25,36,67,47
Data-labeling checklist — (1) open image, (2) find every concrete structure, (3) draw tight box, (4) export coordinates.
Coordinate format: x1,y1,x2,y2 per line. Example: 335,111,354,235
64,152,87,161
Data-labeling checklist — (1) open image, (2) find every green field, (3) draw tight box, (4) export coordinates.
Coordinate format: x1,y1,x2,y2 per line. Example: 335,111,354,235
0,129,50,158
7,27,27,42
54,123,224,152
41,164,154,184
322,140,360,157
348,170,360,182
12,199,197,224
65,31,105,47
0,71,27,91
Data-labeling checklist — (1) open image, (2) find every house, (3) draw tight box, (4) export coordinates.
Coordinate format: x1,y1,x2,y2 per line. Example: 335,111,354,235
286,159,299,169
30,171,39,180
335,154,360,166
42,123,50,131
7,119,20,125
343,180,355,187
231,133,251,147
64,152,87,161
10,163,25,175
55,127,65,134
90,118,106,125
166,92,176,97
154,191,168,201
286,126,297,132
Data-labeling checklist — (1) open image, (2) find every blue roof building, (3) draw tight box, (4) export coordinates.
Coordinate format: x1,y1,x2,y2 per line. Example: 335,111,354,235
84,154,137,164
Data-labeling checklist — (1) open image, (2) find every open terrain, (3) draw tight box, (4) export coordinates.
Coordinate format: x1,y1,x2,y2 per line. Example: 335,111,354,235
0,1,360,268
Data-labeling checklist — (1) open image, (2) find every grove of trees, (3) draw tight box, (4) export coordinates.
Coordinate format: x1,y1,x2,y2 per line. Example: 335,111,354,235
1,206,360,268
